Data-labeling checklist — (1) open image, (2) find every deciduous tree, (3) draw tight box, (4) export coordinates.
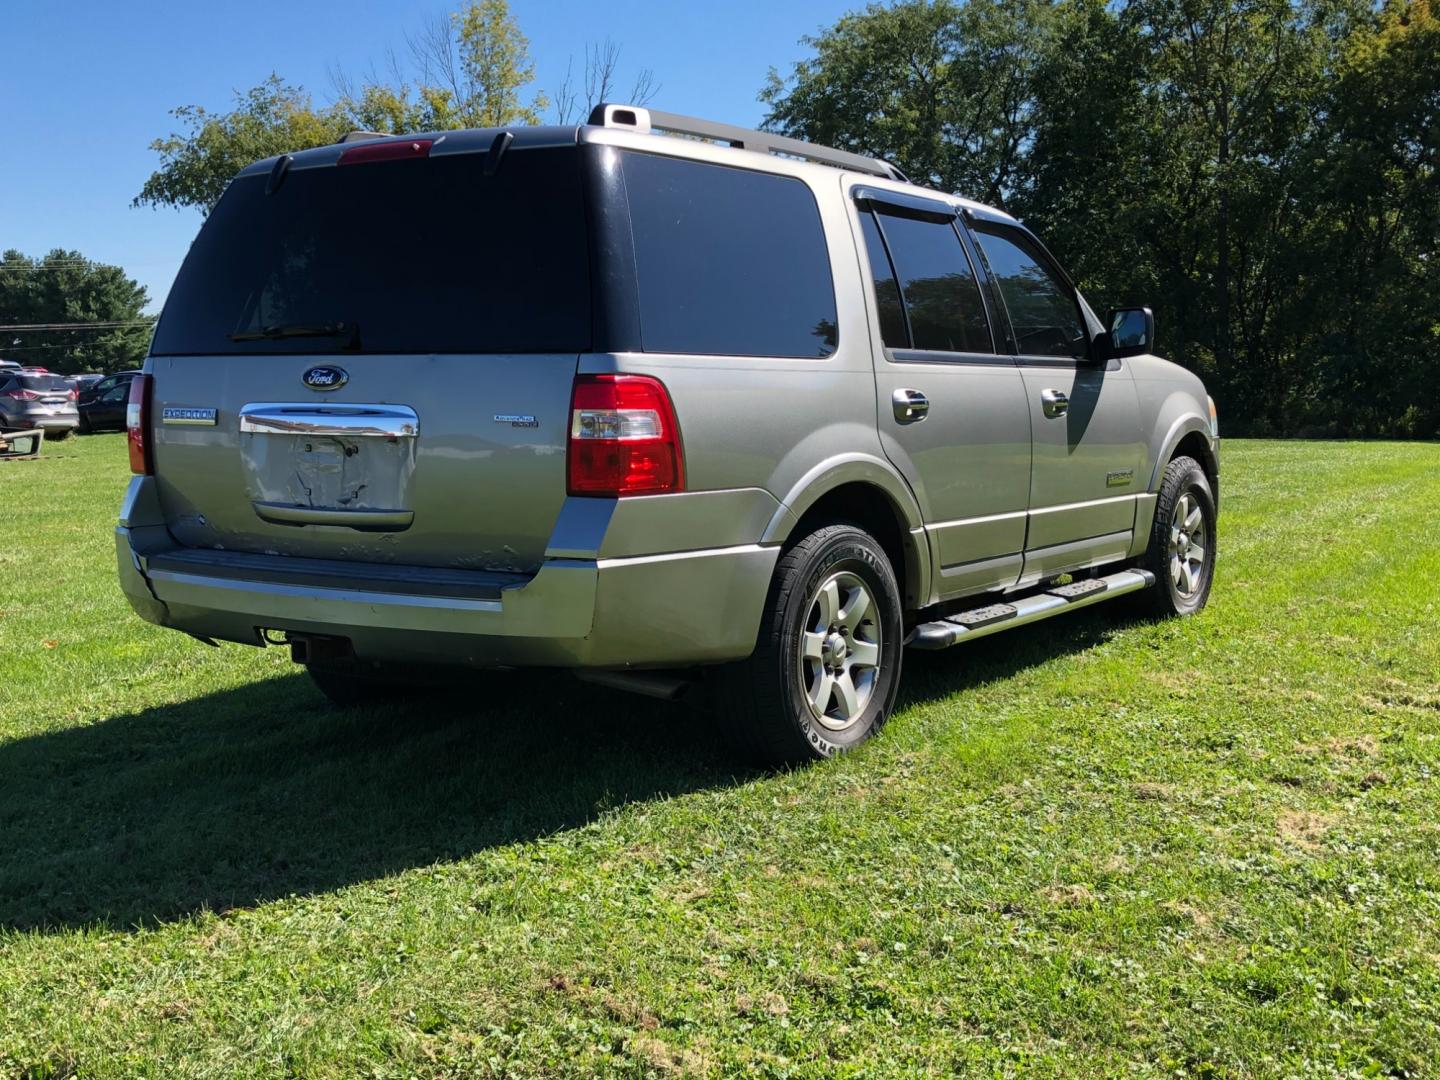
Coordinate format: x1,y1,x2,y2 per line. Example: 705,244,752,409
0,250,152,374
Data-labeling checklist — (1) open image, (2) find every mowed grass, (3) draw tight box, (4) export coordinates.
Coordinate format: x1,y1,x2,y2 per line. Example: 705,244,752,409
1,434,1438,1078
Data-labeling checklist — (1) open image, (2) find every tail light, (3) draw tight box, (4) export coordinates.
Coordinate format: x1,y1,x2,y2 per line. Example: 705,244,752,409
68,388,78,401
3,389,39,400
127,374,153,475
567,374,684,496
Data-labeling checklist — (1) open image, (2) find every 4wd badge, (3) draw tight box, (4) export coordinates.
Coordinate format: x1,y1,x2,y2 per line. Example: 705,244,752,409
302,365,348,391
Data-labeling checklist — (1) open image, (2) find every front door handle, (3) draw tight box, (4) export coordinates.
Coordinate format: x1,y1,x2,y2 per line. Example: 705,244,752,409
892,388,929,423
1041,389,1069,419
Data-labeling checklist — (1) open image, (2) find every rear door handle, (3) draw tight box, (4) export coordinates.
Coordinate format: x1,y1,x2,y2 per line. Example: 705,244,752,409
1041,389,1069,418
892,388,929,423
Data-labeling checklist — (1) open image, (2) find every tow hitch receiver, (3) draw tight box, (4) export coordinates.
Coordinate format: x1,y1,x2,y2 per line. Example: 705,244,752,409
281,633,355,665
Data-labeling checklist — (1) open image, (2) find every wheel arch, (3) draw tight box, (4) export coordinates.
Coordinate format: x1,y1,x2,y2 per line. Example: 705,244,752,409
1149,412,1218,509
764,457,929,610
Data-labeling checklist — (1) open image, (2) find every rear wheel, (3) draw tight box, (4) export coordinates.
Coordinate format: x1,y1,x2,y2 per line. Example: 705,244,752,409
715,524,903,766
1135,455,1216,617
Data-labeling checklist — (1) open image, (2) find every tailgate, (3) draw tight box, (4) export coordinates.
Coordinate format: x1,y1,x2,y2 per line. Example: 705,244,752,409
150,353,577,573
143,137,592,576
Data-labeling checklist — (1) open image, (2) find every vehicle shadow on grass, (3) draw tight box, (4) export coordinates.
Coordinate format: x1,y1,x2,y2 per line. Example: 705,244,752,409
0,608,1139,933
0,670,747,932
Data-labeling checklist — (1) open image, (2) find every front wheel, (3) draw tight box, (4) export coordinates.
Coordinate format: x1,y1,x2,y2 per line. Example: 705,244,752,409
715,524,904,766
1135,455,1216,617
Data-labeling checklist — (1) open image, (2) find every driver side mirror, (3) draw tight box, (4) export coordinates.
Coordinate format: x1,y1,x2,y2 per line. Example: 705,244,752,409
1104,306,1154,359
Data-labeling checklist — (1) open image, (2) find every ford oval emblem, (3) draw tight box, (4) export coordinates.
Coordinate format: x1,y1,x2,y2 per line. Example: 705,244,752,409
302,365,348,391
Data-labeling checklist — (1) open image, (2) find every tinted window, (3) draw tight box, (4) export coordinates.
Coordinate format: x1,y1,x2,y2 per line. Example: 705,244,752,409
623,153,837,357
973,227,1087,359
875,211,991,354
858,211,907,348
152,148,591,356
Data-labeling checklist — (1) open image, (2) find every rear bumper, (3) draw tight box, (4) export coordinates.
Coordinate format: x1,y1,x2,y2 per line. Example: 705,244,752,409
116,478,779,669
15,414,76,430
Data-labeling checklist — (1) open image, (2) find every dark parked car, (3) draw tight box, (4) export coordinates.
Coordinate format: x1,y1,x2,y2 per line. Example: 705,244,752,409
0,372,78,437
77,370,141,433
72,373,107,394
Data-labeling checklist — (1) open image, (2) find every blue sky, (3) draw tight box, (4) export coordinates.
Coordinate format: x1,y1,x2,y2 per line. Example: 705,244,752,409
1,0,853,313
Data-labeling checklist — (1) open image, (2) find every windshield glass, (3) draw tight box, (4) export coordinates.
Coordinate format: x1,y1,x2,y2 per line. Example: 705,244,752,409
151,146,591,356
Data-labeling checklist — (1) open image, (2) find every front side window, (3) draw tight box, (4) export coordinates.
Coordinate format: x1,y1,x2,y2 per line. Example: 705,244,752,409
871,209,992,354
622,152,838,358
973,226,1088,360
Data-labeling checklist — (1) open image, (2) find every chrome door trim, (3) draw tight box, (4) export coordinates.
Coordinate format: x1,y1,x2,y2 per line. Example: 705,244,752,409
922,507,1028,533
1027,493,1137,519
239,402,419,438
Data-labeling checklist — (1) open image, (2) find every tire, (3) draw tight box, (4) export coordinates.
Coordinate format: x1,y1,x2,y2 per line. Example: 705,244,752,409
714,524,904,767
1135,455,1216,617
76,415,91,435
306,660,412,707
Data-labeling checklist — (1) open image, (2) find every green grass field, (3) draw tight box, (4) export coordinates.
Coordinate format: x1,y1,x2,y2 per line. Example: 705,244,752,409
1,434,1437,1078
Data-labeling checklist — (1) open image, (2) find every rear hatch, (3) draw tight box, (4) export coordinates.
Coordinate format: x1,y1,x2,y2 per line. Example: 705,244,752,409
147,136,591,574
6,375,75,417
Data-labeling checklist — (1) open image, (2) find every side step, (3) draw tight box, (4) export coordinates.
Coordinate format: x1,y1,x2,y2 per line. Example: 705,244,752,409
907,568,1155,650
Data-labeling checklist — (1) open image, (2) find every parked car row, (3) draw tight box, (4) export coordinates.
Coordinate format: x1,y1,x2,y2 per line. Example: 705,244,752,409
0,358,140,437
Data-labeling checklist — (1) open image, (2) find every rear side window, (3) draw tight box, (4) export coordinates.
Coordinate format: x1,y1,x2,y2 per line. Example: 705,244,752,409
873,210,992,354
622,152,837,358
858,212,907,348
972,226,1087,360
152,147,591,356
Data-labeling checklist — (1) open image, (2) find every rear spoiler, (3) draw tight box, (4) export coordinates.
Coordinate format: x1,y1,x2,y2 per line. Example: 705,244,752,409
0,426,43,460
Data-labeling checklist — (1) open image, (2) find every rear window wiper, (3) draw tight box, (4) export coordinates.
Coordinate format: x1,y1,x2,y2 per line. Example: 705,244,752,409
228,322,358,344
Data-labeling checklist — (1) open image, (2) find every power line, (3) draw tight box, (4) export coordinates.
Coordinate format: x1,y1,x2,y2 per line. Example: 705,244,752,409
0,339,137,352
0,258,182,267
2,321,153,332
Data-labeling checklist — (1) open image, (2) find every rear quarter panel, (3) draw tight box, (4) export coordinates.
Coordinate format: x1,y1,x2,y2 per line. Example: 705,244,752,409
578,137,926,587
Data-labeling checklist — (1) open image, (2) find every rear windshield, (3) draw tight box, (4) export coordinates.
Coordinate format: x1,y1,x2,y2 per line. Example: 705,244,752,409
13,375,71,392
151,147,591,356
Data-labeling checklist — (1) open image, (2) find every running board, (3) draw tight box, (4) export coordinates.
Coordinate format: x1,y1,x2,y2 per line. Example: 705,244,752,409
907,568,1155,650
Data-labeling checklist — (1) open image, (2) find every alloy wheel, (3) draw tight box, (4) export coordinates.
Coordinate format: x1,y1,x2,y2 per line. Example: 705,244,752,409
797,570,883,731
1169,491,1209,598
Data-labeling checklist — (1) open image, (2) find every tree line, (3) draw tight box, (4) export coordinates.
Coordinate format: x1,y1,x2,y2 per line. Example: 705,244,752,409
762,0,1438,437
12,0,1433,434
0,251,151,374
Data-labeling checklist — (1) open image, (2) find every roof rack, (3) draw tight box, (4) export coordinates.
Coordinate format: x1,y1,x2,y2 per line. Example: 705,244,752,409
338,130,388,144
587,103,909,183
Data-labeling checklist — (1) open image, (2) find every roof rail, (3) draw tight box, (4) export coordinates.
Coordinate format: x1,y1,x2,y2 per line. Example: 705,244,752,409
587,103,909,183
338,130,388,144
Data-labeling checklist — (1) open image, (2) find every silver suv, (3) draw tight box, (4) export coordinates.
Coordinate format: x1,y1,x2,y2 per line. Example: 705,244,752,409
116,104,1218,765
